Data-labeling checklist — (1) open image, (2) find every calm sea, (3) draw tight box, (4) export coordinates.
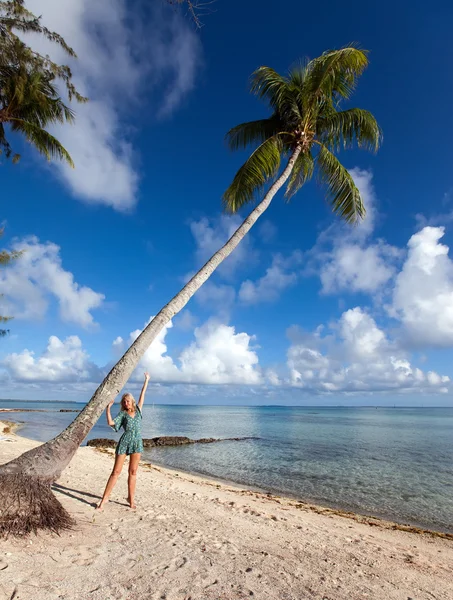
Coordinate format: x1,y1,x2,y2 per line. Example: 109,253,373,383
1,400,452,533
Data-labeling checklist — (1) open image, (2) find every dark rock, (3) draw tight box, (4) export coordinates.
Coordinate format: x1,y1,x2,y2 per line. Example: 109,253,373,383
59,409,80,413
87,435,259,449
87,438,116,448
146,436,194,447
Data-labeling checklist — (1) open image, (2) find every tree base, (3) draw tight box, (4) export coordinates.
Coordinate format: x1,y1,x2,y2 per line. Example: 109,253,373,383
0,474,73,538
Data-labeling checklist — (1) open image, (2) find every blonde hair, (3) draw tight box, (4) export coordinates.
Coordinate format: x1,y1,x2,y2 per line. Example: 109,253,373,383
121,393,136,412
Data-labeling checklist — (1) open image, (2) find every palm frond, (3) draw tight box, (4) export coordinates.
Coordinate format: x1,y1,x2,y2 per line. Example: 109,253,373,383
223,135,283,213
225,115,283,151
250,67,300,122
319,108,382,152
316,144,364,223
250,66,288,106
0,123,12,158
9,118,74,167
285,151,314,199
0,249,22,265
305,46,369,102
287,59,309,88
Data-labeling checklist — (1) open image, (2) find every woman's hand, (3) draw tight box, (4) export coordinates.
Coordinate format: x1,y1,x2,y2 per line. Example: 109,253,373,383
144,372,150,382
107,400,115,408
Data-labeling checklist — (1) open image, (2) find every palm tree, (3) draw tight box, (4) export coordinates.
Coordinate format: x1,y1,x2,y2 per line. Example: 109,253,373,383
0,0,86,165
0,46,382,536
0,40,75,165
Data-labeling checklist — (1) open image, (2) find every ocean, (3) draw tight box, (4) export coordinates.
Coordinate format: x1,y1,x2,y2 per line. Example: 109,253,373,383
1,400,452,533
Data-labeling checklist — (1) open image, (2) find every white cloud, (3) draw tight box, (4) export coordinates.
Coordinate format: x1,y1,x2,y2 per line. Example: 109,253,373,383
115,319,181,382
178,321,261,385
348,168,377,237
390,227,453,347
3,335,100,382
310,169,400,295
114,317,262,385
338,307,387,360
239,252,301,304
287,307,450,394
3,309,450,396
0,237,104,327
24,0,201,209
320,243,397,294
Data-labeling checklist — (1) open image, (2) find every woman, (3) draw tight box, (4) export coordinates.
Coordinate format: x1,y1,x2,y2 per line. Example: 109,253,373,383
96,372,150,510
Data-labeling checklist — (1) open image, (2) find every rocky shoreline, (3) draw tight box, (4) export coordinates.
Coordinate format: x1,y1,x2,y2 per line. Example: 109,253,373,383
0,408,80,413
87,435,259,449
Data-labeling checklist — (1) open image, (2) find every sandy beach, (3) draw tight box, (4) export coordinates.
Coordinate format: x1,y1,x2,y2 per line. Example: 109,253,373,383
1,421,452,600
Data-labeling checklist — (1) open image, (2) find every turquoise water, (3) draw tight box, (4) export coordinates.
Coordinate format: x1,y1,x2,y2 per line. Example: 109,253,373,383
1,400,452,533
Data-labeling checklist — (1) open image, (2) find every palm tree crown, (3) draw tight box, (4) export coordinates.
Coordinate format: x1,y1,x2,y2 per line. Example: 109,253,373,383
224,46,382,223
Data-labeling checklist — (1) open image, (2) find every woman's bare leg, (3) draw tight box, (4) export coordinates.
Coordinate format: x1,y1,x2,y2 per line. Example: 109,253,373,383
96,453,126,510
127,453,141,509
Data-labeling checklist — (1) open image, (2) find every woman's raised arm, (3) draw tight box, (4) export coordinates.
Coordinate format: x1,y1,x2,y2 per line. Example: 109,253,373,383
138,372,150,410
105,400,115,427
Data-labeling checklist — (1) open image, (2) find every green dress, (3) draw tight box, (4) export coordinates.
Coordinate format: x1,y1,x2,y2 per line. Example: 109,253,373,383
111,406,144,455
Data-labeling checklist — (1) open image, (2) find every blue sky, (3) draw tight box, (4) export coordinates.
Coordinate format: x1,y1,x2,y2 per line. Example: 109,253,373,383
1,0,453,405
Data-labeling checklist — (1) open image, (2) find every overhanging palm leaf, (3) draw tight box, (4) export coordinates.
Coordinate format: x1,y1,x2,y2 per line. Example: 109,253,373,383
9,118,74,166
304,46,369,102
319,108,382,152
250,67,301,122
0,8,85,166
285,151,314,199
226,116,283,151
316,144,364,223
223,135,283,212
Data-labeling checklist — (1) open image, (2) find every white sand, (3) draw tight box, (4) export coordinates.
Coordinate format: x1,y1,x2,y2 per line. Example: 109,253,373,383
1,421,452,600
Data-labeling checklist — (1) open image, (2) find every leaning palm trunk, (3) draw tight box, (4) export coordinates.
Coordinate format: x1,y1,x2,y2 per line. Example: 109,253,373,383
0,46,382,536
0,145,301,537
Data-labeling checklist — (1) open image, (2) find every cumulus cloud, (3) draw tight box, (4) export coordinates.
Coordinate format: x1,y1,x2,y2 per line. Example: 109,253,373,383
3,335,100,382
25,0,201,209
390,227,453,347
309,169,400,295
287,307,450,394
178,321,261,384
3,308,450,396
114,319,181,382
113,318,262,385
320,242,398,295
0,237,104,327
239,252,302,304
